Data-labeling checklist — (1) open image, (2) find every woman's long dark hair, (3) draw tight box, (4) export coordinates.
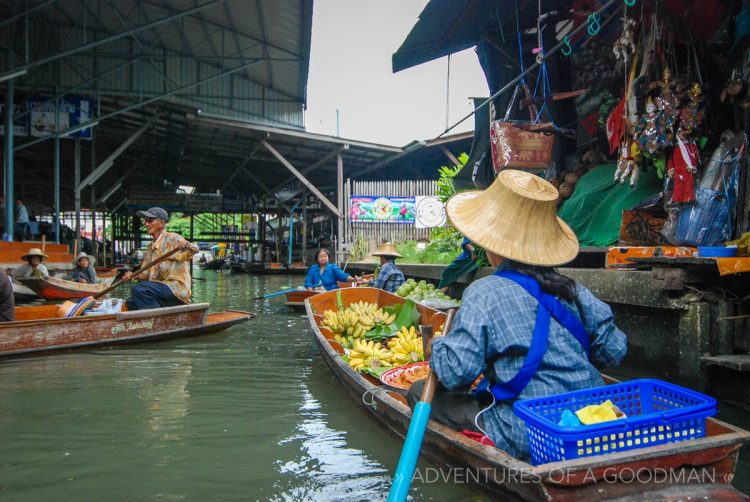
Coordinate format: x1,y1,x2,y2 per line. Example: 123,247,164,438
508,261,577,302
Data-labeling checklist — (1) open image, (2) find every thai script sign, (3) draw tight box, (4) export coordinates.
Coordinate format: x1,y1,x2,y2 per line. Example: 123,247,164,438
0,95,94,139
349,196,415,224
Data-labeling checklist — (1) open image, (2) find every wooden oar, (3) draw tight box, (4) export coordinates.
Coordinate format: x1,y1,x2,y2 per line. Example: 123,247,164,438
249,281,322,301
387,308,457,502
93,246,183,299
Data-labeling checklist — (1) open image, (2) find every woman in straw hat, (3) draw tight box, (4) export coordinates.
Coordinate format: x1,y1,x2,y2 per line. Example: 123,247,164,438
70,252,98,284
368,242,405,294
407,170,627,459
11,248,50,281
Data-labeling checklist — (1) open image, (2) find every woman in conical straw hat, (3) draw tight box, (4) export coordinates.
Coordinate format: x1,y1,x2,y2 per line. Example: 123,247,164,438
407,170,627,460
367,242,405,294
11,248,50,281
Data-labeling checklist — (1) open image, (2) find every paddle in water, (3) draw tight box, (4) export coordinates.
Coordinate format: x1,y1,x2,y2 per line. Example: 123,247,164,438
249,282,322,301
388,308,457,502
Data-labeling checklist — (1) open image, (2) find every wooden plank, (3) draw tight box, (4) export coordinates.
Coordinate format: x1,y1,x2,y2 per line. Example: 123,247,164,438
702,355,750,371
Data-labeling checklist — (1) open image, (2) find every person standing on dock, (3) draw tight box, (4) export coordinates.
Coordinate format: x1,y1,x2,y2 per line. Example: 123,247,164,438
304,248,356,291
407,170,627,460
122,207,199,310
368,243,405,294
14,199,30,242
11,248,50,280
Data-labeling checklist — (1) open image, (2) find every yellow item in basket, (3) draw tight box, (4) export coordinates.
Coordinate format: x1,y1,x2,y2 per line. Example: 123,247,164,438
575,400,624,425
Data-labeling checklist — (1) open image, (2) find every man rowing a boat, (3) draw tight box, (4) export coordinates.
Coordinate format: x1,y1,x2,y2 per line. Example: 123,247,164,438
408,170,627,460
122,207,199,310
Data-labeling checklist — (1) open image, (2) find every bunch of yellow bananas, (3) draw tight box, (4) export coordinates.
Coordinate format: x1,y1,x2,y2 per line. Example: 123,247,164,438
348,300,396,326
348,339,394,371
388,326,424,365
322,309,367,338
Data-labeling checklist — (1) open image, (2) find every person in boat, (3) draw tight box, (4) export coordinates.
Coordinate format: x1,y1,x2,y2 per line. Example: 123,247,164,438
11,248,50,280
122,207,199,310
69,252,98,284
0,267,14,322
304,248,356,291
438,236,480,293
407,170,627,460
367,242,405,294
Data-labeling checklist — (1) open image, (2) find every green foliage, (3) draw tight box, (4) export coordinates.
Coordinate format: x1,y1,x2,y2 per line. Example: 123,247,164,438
434,152,469,203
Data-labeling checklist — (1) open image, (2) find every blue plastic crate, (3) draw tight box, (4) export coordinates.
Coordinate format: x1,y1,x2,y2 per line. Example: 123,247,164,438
513,379,716,465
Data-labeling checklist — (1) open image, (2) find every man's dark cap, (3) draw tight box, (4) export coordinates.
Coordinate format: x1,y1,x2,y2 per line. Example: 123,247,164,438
136,207,170,222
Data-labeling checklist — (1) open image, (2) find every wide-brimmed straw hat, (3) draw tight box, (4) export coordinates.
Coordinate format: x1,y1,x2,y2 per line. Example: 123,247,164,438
445,170,579,266
72,252,96,267
21,248,48,261
372,242,402,258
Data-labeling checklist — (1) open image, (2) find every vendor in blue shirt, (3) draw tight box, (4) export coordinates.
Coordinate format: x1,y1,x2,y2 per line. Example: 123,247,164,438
407,170,627,460
304,248,356,291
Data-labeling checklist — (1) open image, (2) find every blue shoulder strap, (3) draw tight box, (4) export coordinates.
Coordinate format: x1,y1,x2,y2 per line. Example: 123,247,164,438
474,269,589,401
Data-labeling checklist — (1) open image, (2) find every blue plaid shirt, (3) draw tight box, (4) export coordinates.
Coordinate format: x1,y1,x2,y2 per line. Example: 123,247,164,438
430,268,627,459
371,260,405,293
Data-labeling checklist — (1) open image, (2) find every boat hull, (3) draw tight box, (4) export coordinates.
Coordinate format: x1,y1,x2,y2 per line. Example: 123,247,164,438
285,290,318,310
2,303,254,357
305,288,750,501
18,276,112,300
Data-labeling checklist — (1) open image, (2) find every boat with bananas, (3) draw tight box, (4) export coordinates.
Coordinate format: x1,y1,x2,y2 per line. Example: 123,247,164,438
1,303,254,358
305,287,750,500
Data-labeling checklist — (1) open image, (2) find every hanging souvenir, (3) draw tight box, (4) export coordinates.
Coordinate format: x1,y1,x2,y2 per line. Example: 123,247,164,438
678,83,705,133
635,97,670,155
612,15,637,62
614,141,642,187
650,68,680,131
666,130,699,204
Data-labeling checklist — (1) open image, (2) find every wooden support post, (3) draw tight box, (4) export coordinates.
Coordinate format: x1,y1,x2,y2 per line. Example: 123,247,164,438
337,151,344,263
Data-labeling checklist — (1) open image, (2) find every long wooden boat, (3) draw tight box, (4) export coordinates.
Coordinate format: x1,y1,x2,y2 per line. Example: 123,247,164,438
284,290,318,309
95,266,125,279
201,259,226,271
18,276,113,301
2,302,254,357
305,288,750,501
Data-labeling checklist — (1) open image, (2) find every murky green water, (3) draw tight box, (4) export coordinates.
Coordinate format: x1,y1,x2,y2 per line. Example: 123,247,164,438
0,270,483,501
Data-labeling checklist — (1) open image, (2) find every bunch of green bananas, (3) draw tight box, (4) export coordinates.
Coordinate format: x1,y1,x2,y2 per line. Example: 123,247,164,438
348,339,394,371
387,326,424,365
334,333,355,349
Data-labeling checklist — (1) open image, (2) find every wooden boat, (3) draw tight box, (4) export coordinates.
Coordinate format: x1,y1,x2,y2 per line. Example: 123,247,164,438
337,274,374,289
305,288,750,501
202,258,226,271
284,290,318,310
19,276,114,301
95,266,125,279
2,302,254,357
12,282,39,303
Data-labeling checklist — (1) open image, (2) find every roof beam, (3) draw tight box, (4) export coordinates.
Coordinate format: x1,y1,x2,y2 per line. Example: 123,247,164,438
261,139,341,218
0,0,227,80
268,145,348,195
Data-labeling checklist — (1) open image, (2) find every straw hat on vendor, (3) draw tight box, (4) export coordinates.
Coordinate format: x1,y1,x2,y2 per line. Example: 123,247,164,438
21,248,48,262
445,169,578,266
372,242,402,259
72,252,96,268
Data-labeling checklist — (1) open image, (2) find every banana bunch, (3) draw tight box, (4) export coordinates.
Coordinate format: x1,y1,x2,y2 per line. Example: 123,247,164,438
349,301,396,327
387,326,424,365
334,334,356,350
348,339,394,371
322,309,367,338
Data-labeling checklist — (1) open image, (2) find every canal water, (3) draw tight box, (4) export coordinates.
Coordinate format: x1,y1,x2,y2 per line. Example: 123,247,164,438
0,271,479,501
0,269,748,500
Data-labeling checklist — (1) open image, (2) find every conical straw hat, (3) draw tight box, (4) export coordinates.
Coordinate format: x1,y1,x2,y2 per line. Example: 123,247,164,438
445,170,578,266
372,242,402,258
